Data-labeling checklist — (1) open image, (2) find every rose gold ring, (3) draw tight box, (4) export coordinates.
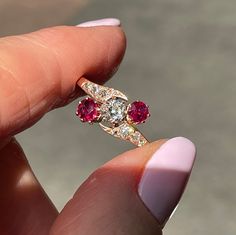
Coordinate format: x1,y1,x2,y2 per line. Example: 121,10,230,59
75,77,150,147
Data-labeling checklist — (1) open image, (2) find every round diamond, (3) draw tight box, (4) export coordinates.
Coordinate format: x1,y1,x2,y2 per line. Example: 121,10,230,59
98,89,107,98
91,84,99,94
76,98,100,122
127,101,150,124
130,132,147,146
119,124,134,139
101,98,127,123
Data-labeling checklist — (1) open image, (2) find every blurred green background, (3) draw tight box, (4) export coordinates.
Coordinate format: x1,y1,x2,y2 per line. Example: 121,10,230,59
1,0,235,234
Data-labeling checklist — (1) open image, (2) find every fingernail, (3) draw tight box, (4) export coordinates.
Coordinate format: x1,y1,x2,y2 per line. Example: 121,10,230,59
76,18,121,27
138,137,196,227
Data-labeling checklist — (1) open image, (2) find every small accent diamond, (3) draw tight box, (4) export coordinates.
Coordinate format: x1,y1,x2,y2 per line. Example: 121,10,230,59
119,124,135,139
91,84,99,94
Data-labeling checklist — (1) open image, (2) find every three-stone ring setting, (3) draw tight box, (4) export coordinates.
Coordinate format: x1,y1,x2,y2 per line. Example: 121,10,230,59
76,77,150,147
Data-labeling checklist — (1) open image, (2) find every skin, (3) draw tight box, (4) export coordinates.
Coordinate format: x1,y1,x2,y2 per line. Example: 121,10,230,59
0,25,164,235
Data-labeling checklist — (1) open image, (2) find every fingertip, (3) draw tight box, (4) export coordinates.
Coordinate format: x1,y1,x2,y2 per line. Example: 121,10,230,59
77,25,127,81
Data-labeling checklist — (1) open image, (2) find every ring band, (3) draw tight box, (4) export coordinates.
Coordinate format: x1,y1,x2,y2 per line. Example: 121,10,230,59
76,77,150,147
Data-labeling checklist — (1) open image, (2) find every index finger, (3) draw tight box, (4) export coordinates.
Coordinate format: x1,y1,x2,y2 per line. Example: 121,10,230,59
0,23,126,139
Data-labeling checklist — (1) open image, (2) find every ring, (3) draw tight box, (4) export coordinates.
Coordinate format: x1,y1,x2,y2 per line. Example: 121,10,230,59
75,77,150,147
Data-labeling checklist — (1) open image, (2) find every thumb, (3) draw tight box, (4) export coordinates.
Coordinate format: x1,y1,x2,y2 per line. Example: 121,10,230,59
50,137,196,235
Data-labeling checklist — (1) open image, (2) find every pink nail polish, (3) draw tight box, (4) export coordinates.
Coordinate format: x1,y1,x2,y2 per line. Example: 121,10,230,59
77,18,121,27
138,137,196,227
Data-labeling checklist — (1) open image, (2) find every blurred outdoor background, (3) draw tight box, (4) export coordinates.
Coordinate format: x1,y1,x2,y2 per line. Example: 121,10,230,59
1,0,235,234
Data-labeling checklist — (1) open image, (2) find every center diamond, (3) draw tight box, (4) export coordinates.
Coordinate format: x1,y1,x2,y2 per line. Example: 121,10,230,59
101,98,127,124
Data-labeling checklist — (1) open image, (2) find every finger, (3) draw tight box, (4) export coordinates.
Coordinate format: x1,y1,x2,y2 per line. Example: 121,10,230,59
50,137,196,235
0,22,126,139
0,139,58,235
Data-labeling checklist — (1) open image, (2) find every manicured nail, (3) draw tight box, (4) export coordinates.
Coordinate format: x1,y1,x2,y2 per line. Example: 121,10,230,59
138,137,196,227
77,18,121,27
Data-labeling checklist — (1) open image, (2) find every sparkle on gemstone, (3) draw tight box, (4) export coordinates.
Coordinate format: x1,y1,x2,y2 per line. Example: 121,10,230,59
76,98,100,122
127,101,150,124
101,98,127,123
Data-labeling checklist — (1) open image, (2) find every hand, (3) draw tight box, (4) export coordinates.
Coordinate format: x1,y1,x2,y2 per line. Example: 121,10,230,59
0,19,196,235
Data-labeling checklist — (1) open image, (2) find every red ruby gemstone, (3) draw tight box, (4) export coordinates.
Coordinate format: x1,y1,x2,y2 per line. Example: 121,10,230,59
76,98,100,122
127,101,150,124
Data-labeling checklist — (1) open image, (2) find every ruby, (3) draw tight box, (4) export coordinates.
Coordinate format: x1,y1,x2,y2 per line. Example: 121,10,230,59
76,98,100,122
127,101,150,124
